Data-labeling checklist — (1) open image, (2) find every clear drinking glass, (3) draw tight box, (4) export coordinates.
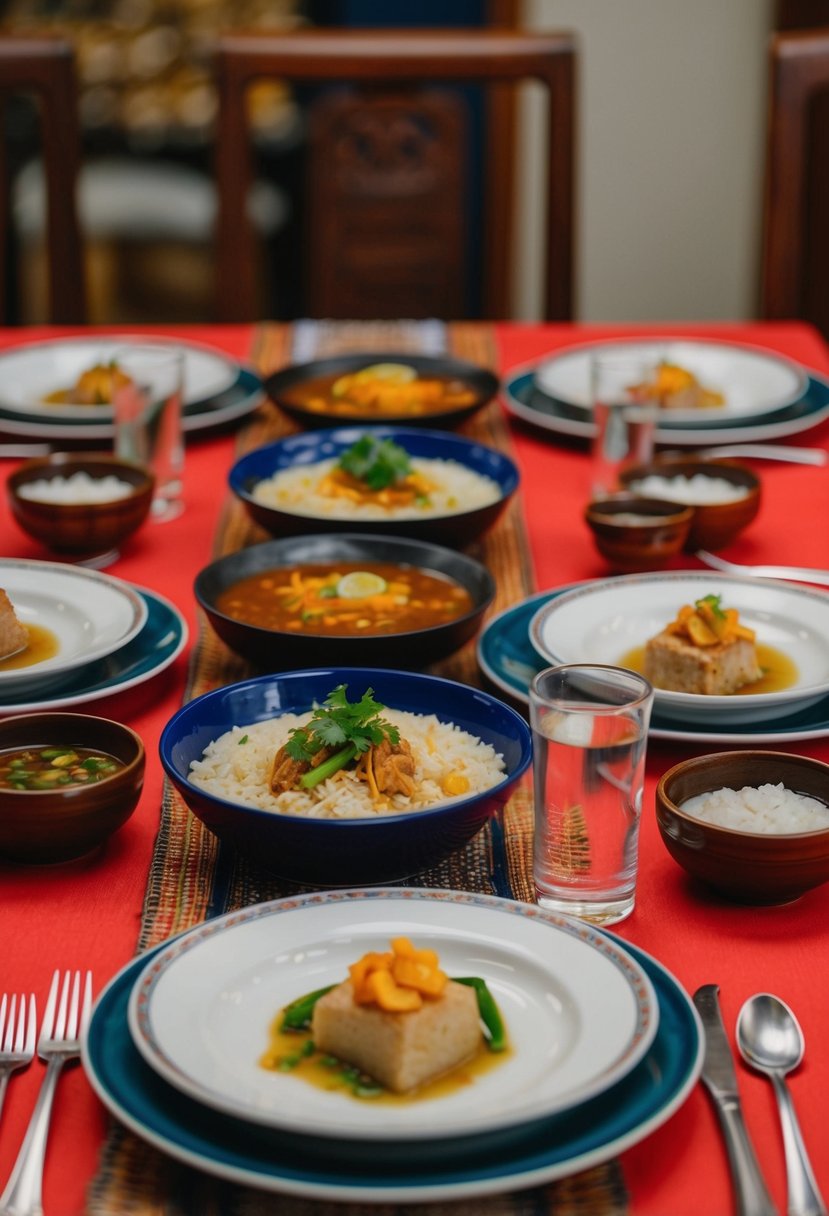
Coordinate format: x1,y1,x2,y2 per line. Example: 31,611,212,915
530,663,654,925
112,345,184,522
591,352,658,498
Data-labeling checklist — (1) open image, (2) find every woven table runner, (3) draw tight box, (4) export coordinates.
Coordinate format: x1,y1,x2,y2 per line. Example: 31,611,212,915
88,323,628,1216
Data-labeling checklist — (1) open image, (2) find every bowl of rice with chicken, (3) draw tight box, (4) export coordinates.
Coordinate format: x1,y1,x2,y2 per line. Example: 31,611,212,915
160,668,532,886
228,426,519,548
656,750,829,904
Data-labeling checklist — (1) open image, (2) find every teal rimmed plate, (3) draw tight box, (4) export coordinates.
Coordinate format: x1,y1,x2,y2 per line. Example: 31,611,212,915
477,586,829,744
0,368,262,442
82,899,702,1204
502,365,829,447
0,586,187,714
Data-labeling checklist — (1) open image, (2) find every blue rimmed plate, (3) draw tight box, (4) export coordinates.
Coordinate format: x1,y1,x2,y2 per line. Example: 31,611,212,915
82,898,702,1204
533,339,807,427
502,364,829,447
0,356,262,441
477,585,829,744
126,890,658,1142
0,586,187,714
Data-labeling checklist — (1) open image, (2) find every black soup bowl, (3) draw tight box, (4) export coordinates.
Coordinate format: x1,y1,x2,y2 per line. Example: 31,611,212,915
228,425,519,548
264,351,499,430
194,533,495,670
159,667,532,887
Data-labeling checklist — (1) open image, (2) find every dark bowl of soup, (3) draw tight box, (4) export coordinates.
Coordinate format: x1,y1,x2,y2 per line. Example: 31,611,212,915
264,352,499,430
194,534,496,671
0,712,145,863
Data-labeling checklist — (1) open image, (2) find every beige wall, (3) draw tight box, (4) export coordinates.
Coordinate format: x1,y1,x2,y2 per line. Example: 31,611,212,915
516,0,775,321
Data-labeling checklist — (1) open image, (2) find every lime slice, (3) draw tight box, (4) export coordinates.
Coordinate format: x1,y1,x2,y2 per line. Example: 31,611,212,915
355,362,416,383
332,363,416,397
336,571,388,599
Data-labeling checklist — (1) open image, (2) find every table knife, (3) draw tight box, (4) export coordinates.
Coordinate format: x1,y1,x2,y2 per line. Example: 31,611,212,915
693,985,779,1216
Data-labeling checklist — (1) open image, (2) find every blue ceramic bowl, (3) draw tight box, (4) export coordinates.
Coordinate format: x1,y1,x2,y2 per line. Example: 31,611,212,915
228,426,519,548
159,668,532,886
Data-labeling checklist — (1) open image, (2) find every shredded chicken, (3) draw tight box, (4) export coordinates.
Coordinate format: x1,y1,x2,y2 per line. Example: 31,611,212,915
357,737,416,799
269,744,333,794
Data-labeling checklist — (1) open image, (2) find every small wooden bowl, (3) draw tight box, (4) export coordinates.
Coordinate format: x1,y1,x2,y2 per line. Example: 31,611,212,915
619,457,761,551
656,750,829,904
8,453,155,560
0,712,145,864
584,494,694,572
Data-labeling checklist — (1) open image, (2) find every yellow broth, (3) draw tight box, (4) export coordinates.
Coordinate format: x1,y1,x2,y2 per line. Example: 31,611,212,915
0,624,59,672
215,562,474,636
621,643,798,695
0,745,126,790
260,1017,510,1105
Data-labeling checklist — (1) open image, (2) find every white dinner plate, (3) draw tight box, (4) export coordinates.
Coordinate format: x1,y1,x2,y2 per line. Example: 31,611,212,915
533,338,807,425
0,558,147,695
530,571,829,726
0,335,239,419
128,889,659,1142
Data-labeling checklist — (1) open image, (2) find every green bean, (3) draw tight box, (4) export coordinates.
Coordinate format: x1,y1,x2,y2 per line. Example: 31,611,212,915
280,983,337,1031
454,977,508,1052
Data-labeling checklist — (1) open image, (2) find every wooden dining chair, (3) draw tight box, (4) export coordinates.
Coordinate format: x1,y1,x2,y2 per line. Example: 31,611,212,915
0,35,86,324
761,27,829,340
214,28,576,323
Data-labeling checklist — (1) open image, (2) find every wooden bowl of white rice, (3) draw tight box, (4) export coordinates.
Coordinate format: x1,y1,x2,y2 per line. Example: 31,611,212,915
656,750,829,904
159,667,532,886
619,457,760,552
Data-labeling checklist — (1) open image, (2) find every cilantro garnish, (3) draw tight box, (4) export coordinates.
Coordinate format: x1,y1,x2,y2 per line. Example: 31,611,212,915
284,685,399,789
695,593,726,621
337,436,411,490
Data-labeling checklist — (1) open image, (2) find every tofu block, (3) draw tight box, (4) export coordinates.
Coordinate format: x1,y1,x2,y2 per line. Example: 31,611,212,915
0,589,27,661
644,629,761,695
312,978,481,1093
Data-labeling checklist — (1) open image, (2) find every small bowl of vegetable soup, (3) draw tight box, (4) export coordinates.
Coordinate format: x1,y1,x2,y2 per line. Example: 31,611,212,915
0,712,145,863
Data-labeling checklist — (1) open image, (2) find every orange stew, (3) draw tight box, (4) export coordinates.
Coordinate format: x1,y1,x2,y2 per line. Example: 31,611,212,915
281,371,478,418
215,563,474,636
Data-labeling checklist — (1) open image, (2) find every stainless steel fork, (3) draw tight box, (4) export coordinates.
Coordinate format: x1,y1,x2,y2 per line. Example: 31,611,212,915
0,997,36,1124
0,971,92,1216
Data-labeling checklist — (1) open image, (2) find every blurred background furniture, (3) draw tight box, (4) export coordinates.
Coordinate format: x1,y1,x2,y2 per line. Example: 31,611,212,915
3,0,302,323
214,27,576,322
0,34,86,323
762,26,829,341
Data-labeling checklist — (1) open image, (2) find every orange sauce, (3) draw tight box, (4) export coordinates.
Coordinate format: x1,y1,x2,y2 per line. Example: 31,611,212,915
215,562,473,637
259,1017,510,1105
281,371,477,418
0,624,60,672
620,643,798,695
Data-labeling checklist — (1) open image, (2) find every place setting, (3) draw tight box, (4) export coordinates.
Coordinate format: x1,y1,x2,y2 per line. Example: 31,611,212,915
81,887,703,1203
501,334,829,447
0,333,264,443
0,556,187,716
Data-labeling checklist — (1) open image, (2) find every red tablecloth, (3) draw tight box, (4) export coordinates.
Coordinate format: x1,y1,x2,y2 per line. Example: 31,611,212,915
1,321,828,1216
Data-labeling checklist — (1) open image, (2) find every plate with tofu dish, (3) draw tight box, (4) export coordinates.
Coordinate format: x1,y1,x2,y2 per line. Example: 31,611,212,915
532,339,808,426
0,335,238,419
127,889,659,1142
530,571,829,726
0,559,147,697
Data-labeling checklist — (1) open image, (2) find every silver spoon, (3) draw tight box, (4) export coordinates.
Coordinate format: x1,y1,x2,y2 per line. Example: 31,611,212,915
737,994,827,1216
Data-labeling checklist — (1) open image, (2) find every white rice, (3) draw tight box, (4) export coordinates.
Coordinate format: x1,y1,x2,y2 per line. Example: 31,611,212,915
251,457,501,520
628,473,750,505
18,472,134,504
681,783,829,834
188,708,506,820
